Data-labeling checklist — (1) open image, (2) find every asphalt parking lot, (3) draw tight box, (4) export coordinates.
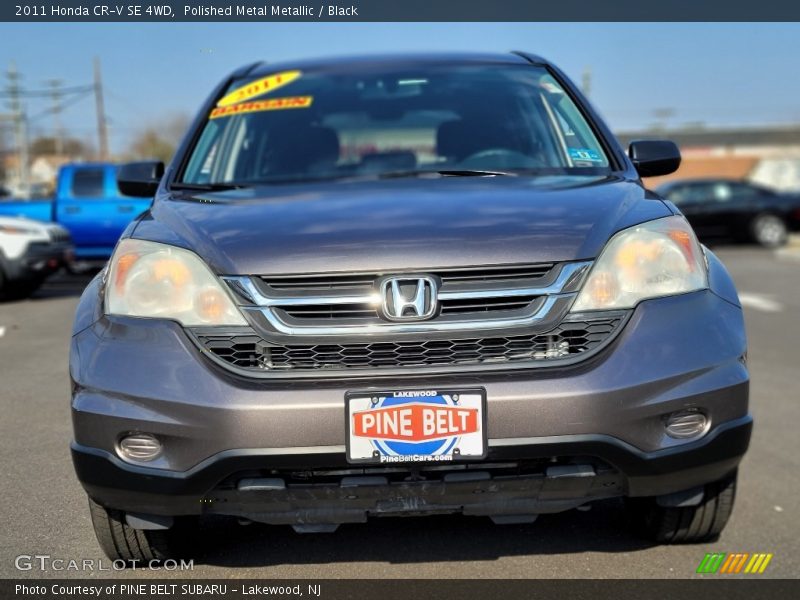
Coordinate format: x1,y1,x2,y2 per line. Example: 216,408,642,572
1,245,798,579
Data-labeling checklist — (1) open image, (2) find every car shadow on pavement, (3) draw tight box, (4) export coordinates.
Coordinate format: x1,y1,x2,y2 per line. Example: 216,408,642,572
1,272,95,303
191,499,656,568
29,272,95,301
701,238,785,252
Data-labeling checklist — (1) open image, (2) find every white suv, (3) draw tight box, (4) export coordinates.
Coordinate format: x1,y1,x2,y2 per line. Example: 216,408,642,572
0,215,73,299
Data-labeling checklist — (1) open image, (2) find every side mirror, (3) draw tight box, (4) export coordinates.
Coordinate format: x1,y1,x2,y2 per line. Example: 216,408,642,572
628,140,681,178
117,161,165,197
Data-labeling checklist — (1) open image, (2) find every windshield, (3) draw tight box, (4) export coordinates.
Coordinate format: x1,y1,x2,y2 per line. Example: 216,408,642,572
180,63,612,186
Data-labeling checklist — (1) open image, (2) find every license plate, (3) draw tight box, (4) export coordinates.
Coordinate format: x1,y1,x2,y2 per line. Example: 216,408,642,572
345,388,486,464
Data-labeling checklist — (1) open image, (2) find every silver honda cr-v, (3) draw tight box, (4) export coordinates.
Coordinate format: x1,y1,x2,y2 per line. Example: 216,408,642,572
70,52,750,562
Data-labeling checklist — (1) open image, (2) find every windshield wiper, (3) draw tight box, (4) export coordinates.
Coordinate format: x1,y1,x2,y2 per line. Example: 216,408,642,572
169,182,248,192
377,169,517,180
437,169,518,177
170,171,517,189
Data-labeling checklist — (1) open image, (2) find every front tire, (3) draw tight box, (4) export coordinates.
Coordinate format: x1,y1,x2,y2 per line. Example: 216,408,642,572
751,213,788,247
628,471,737,543
88,497,195,564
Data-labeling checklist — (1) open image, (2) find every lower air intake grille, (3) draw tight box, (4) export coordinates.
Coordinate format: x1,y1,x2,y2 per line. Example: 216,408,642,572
195,316,624,373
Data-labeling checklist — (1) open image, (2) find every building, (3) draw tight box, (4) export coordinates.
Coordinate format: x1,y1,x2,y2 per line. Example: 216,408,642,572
1,152,73,197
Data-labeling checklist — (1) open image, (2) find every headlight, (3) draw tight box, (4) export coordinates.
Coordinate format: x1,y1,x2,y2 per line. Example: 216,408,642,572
571,216,707,311
106,238,247,326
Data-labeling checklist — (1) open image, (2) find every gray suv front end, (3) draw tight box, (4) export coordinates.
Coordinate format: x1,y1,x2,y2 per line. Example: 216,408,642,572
70,53,750,562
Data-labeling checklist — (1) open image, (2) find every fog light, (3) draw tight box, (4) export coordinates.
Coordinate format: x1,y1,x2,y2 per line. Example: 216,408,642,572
117,433,162,462
665,409,708,439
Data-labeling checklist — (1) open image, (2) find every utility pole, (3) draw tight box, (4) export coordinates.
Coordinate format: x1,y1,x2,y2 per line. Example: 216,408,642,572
6,62,30,194
93,57,109,160
45,78,64,156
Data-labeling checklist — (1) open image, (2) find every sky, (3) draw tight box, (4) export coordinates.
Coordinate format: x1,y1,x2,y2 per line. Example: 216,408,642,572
2,22,800,155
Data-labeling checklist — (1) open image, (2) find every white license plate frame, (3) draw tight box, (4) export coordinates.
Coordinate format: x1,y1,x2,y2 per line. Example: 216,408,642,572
345,388,487,465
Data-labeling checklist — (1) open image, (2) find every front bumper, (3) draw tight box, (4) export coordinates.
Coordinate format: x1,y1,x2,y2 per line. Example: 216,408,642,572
2,240,73,281
72,415,751,521
71,285,750,520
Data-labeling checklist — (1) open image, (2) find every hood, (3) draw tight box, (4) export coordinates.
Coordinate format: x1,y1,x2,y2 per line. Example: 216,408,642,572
0,214,50,233
134,176,672,275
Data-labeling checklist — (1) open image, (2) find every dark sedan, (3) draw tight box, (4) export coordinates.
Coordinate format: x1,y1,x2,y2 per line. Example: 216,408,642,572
656,178,800,247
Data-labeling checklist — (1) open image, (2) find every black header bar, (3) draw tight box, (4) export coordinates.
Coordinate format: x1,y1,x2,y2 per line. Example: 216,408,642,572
3,579,800,600
4,0,800,22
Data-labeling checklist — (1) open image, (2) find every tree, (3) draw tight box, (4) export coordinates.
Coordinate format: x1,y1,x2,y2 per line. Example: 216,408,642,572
127,113,191,164
30,135,90,157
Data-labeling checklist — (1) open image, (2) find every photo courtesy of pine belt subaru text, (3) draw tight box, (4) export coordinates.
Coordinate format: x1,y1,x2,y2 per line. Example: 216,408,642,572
69,52,751,563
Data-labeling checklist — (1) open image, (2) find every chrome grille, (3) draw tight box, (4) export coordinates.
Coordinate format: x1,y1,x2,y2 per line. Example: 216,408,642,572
280,304,377,320
224,261,591,337
260,263,554,292
438,295,538,314
195,316,623,373
263,274,376,291
279,295,540,320
48,229,71,243
438,264,553,284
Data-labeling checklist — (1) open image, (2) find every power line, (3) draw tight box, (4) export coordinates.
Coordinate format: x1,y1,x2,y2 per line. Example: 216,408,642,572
0,84,94,98
27,88,94,123
3,61,107,188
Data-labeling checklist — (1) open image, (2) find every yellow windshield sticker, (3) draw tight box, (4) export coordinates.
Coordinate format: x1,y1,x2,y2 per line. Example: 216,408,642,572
209,96,313,119
216,70,302,107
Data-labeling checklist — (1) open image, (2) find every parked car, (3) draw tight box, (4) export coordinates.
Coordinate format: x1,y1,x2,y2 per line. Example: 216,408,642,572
656,178,800,247
70,53,750,563
0,215,73,298
0,163,151,267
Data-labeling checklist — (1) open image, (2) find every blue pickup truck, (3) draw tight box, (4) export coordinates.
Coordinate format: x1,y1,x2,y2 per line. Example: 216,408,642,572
0,163,151,265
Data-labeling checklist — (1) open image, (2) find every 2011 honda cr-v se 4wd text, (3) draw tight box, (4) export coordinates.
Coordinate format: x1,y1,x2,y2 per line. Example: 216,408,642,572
70,52,751,562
